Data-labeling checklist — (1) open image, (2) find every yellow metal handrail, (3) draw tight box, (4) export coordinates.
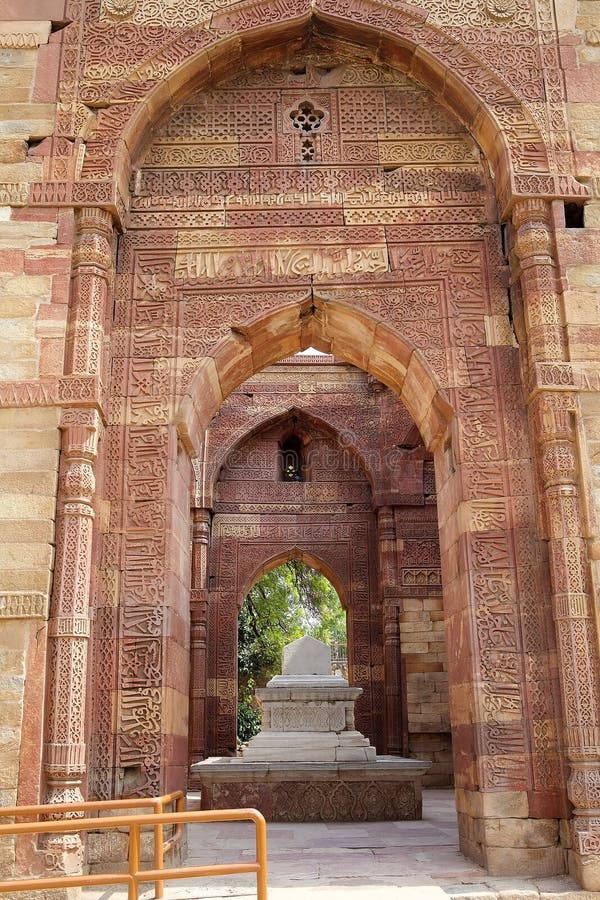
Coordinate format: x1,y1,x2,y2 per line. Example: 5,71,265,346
0,792,185,899
0,807,268,900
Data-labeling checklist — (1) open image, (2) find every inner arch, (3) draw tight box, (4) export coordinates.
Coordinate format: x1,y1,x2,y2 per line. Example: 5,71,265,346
176,300,454,458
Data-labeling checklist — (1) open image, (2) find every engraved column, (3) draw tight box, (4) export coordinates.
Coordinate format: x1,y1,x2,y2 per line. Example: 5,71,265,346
43,410,100,869
514,198,600,888
42,206,113,867
65,207,113,380
377,506,404,755
189,508,211,765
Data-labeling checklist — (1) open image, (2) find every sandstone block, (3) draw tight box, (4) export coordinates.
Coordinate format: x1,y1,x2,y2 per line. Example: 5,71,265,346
0,139,27,163
0,104,54,140
0,541,53,569
0,685,25,727
0,220,56,249
0,406,59,429
0,568,53,593
0,448,59,472
0,835,15,869
485,845,565,877
568,102,600,150
455,789,530,819
0,649,24,677
0,161,42,182
0,469,58,495
482,817,559,849
0,494,57,519
0,297,38,318
0,519,54,542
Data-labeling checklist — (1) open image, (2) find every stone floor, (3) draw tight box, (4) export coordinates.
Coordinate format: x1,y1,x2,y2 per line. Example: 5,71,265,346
86,789,586,900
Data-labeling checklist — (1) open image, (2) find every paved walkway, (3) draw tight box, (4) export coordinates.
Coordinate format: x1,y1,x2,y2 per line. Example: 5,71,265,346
88,790,585,900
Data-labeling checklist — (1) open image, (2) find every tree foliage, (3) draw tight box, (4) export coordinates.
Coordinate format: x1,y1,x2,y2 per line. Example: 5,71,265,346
237,560,346,742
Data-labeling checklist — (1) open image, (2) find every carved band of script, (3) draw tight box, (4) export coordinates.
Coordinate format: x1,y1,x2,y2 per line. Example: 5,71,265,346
175,245,388,279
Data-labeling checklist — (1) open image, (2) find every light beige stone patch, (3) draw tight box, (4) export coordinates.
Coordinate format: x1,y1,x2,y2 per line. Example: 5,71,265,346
567,264,600,291
0,219,57,249
0,448,60,472
0,407,60,430
0,541,54,570
0,21,51,47
482,817,560,848
568,103,600,151
0,161,42,183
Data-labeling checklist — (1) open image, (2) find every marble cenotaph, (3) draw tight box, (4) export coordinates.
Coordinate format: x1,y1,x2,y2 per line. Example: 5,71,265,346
192,636,431,821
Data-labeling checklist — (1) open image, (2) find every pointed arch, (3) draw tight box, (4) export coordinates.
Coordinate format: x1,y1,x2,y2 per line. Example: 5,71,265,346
175,298,453,459
74,0,591,217
239,546,349,608
209,404,378,504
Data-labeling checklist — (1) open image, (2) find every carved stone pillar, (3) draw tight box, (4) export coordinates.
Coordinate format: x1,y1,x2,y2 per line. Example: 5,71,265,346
189,508,211,765
43,408,101,869
513,198,567,365
42,206,113,869
65,207,113,380
514,199,600,889
377,506,404,755
533,391,600,887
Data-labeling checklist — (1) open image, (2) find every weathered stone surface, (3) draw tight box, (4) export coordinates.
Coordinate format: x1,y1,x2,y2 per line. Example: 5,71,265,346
282,635,331,676
193,758,429,821
0,0,599,887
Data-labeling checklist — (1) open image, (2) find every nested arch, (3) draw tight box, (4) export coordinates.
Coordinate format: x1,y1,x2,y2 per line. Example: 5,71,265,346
206,405,378,508
85,0,561,206
239,548,349,609
176,299,454,460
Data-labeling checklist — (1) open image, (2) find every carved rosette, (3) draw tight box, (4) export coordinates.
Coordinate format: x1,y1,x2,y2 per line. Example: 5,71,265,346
43,408,101,860
66,208,114,379
513,199,566,364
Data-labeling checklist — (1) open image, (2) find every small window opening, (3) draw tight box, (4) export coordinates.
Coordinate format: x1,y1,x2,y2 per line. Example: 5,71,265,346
289,101,325,133
281,434,303,482
564,202,585,229
301,138,316,162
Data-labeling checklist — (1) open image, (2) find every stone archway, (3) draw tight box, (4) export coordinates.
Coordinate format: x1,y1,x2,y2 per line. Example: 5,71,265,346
35,3,600,887
203,408,381,756
82,46,570,877
189,361,451,780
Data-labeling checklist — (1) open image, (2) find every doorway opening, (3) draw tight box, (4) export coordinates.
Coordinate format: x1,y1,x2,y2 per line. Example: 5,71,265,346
237,560,346,744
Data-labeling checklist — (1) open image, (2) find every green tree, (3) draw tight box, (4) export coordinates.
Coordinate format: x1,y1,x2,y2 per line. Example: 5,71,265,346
237,560,346,742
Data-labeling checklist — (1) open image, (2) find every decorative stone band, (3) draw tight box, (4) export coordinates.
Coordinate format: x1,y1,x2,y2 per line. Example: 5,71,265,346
47,617,91,638
0,592,49,620
0,183,29,206
498,172,590,220
565,727,600,758
45,742,87,774
28,181,126,228
554,593,591,620
0,376,100,409
0,23,51,49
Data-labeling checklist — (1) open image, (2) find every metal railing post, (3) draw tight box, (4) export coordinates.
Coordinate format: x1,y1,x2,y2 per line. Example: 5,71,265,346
128,822,140,900
153,798,164,899
254,811,268,900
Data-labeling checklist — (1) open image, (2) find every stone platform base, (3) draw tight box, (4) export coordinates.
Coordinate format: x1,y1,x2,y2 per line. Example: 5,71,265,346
191,756,431,822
